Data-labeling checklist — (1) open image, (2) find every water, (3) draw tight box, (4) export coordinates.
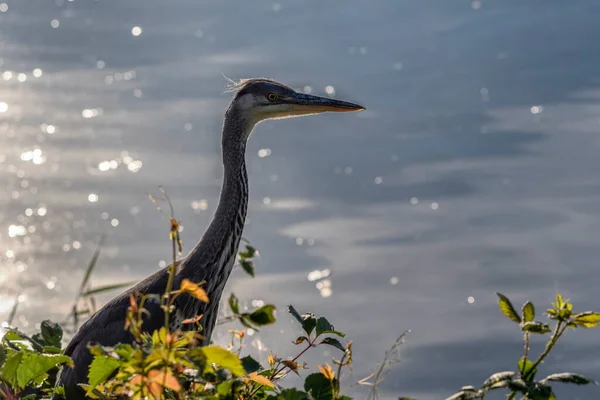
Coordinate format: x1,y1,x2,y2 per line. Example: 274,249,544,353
1,1,600,399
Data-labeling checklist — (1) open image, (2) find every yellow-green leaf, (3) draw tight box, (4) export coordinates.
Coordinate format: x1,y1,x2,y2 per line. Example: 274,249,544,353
201,346,245,376
496,293,521,324
522,301,535,323
573,312,600,328
87,356,120,395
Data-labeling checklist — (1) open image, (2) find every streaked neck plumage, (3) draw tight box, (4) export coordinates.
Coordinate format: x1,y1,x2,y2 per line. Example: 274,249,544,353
182,105,252,289
184,105,251,276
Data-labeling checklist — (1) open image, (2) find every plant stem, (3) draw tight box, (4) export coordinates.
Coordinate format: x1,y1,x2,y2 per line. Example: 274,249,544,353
163,222,179,329
520,332,530,377
336,349,349,386
525,321,566,381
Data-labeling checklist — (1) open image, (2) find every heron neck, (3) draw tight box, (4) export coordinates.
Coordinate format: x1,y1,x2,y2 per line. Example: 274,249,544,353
184,110,251,284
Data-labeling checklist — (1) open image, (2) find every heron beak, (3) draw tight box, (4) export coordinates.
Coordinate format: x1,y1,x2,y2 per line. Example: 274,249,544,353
288,92,365,113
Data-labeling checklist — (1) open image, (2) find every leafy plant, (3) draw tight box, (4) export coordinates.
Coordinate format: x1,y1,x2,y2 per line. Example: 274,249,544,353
447,292,600,400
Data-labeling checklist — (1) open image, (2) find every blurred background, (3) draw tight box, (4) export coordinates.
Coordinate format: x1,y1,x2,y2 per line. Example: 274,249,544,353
1,1,600,399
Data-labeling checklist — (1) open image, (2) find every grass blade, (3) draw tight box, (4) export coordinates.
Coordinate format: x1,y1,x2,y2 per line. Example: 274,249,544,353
74,234,106,306
82,282,135,297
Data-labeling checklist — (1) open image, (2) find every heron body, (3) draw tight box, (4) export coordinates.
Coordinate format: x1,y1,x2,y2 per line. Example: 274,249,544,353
54,78,364,399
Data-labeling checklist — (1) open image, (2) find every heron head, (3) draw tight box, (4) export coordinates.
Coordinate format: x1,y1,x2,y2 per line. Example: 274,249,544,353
228,78,365,126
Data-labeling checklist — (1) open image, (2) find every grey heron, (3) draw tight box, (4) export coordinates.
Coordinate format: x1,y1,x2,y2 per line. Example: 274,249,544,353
54,78,364,398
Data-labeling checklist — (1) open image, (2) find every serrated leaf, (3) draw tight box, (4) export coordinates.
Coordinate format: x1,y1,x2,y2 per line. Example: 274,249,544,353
481,371,516,389
248,305,276,326
319,337,346,352
16,353,72,389
39,320,63,347
86,356,120,394
573,312,600,328
541,372,598,385
522,302,535,323
315,317,345,337
180,279,209,302
304,372,335,400
518,357,538,382
1,351,23,388
521,321,551,334
241,355,262,374
202,346,245,376
497,293,521,323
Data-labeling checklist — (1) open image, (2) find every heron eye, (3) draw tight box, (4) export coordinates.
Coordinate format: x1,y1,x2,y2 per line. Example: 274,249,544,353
267,93,278,101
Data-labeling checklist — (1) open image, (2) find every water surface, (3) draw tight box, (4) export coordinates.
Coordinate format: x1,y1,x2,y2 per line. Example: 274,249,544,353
1,1,600,399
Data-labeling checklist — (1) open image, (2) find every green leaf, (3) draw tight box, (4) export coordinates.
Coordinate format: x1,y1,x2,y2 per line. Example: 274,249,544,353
239,259,255,278
202,346,245,376
0,345,6,366
287,305,303,325
304,372,334,400
521,321,551,334
86,356,120,394
319,338,346,352
496,293,521,324
229,293,240,315
238,245,257,259
186,347,207,371
573,312,600,328
541,372,598,385
241,355,262,374
17,353,72,389
519,357,538,382
522,302,535,323
507,378,529,393
40,320,63,347
481,371,516,390
315,317,333,336
0,351,23,388
248,305,276,326
217,380,234,396
555,292,565,309
315,317,345,337
301,314,317,336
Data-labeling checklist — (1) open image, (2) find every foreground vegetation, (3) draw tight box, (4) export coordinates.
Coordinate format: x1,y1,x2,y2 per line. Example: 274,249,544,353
1,190,598,399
